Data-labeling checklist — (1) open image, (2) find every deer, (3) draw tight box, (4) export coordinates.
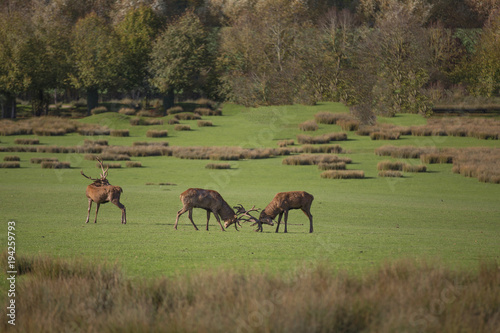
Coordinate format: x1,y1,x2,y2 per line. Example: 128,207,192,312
174,188,242,231
81,157,126,224
259,191,314,233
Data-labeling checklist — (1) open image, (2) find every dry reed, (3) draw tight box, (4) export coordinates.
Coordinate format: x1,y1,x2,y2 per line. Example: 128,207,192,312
205,163,231,169
321,170,364,179
0,162,20,168
146,130,168,138
299,120,319,131
3,155,20,161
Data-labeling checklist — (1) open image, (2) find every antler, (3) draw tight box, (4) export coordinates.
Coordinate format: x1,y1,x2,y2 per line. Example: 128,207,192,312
80,170,99,181
234,204,267,231
96,157,109,180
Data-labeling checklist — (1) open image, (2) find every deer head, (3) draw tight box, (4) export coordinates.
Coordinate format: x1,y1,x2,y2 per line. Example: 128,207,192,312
81,157,110,186
228,204,274,232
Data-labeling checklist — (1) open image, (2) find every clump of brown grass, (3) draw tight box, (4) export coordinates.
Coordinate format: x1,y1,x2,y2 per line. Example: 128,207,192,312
174,113,201,121
90,106,108,115
146,130,168,138
205,163,231,169
378,170,403,177
195,108,222,116
41,161,70,169
299,120,319,131
132,141,169,147
420,153,453,164
301,144,344,154
321,170,364,179
318,162,346,170
375,145,440,159
297,132,347,144
3,155,20,161
167,106,184,115
99,162,121,168
197,120,213,127
0,162,20,168
14,138,39,145
168,118,180,125
283,154,352,166
451,147,500,184
110,129,129,137
370,131,401,140
174,125,191,131
277,139,294,147
84,139,108,146
31,157,58,164
314,112,355,124
338,119,360,131
377,160,405,171
402,164,427,172
78,123,110,136
411,118,500,140
130,118,164,126
118,107,136,115
125,161,142,168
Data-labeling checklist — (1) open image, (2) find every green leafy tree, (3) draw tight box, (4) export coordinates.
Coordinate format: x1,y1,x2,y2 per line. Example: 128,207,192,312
70,13,124,115
115,5,162,98
149,11,209,113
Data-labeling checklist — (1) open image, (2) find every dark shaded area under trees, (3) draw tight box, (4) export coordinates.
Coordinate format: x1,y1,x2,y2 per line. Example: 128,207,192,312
0,0,499,120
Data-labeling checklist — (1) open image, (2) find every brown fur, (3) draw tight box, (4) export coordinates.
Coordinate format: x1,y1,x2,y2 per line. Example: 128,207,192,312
174,188,237,231
259,191,314,233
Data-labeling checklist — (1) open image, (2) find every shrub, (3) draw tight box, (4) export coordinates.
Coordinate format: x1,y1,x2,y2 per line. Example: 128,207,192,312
195,107,222,116
110,130,129,137
90,106,108,115
175,125,191,131
321,170,364,179
78,123,110,136
118,107,136,115
197,120,213,127
375,146,439,159
130,118,164,126
338,119,360,131
146,130,168,138
402,164,427,173
168,118,180,125
99,162,121,168
314,112,355,124
31,157,58,164
41,161,70,169
301,144,344,154
100,153,130,161
133,141,169,147
318,162,346,170
0,162,20,168
378,170,403,177
377,161,405,171
84,139,108,146
370,131,401,140
283,154,351,166
299,120,319,131
205,163,231,169
420,153,453,164
14,138,39,145
125,161,142,168
277,140,294,147
297,132,347,144
137,109,159,117
3,156,20,161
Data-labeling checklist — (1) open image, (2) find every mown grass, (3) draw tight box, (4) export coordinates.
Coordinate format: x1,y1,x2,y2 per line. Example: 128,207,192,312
1,253,498,332
0,102,499,282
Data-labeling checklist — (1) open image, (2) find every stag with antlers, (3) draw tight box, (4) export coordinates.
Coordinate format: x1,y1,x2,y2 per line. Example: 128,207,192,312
81,157,126,224
230,204,274,232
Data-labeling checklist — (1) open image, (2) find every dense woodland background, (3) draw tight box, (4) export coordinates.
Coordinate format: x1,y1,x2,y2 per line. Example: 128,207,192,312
0,0,499,119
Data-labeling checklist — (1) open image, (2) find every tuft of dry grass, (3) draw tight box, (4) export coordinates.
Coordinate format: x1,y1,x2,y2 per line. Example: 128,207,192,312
167,106,184,115
118,107,136,115
370,131,401,140
168,118,180,125
84,139,108,146
14,138,39,145
110,129,130,137
318,162,346,170
195,107,222,116
205,163,231,169
146,130,168,138
1,253,499,333
321,170,364,179
90,106,108,115
174,113,201,121
99,162,121,168
197,120,213,127
375,145,440,159
130,118,164,126
338,119,360,131
297,132,347,144
0,162,20,168
3,155,20,161
277,139,294,147
41,161,70,169
378,170,403,177
283,154,352,166
125,161,142,168
78,123,110,136
299,120,319,131
301,144,344,154
402,164,427,173
174,125,191,131
377,160,405,171
31,157,58,164
314,112,356,125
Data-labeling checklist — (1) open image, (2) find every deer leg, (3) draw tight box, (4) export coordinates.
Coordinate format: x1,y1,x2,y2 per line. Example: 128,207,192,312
175,207,195,230
206,210,211,231
275,212,283,233
85,199,92,223
94,203,100,223
187,209,199,231
283,210,289,233
112,199,126,224
302,209,313,233
211,211,225,231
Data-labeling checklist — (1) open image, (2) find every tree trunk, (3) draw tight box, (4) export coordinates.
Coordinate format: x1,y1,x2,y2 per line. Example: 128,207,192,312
1,92,17,119
87,87,99,116
162,88,175,116
32,89,48,117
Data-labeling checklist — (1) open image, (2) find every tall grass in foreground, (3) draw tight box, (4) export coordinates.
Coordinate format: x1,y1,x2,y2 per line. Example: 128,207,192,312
1,254,498,332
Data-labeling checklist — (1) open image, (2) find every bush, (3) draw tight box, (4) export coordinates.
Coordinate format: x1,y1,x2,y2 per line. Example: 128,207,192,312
146,130,168,138
283,154,351,166
175,125,191,131
377,160,405,171
31,157,58,164
167,106,184,115
195,107,222,116
277,140,294,147
299,120,319,131
168,118,180,125
130,118,164,126
3,155,20,161
99,162,121,168
314,112,355,124
297,132,348,144
420,153,453,164
90,106,108,115
402,164,427,173
197,120,213,127
118,107,136,115
174,113,201,121
84,139,108,146
301,144,344,154
338,119,360,131
321,170,364,179
370,131,401,140
318,162,346,170
110,130,129,137
41,161,70,169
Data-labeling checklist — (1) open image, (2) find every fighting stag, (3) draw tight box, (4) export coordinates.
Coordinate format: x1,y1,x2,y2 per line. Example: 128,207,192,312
174,188,241,231
81,157,126,224
259,191,314,233
230,204,274,232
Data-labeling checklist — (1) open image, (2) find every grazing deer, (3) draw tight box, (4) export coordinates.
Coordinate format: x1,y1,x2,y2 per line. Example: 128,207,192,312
81,158,126,224
259,191,314,233
175,188,240,231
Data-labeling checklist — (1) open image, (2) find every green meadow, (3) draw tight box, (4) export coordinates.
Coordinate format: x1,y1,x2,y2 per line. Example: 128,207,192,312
1,102,499,279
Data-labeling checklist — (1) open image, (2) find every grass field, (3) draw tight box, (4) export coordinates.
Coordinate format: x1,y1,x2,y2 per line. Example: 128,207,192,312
1,102,499,279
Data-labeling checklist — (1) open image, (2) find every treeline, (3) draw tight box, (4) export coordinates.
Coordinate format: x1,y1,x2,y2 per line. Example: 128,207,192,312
0,0,499,119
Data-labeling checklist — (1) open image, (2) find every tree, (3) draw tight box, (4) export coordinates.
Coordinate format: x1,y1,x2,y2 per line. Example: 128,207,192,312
115,5,162,99
70,13,124,115
149,11,209,113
